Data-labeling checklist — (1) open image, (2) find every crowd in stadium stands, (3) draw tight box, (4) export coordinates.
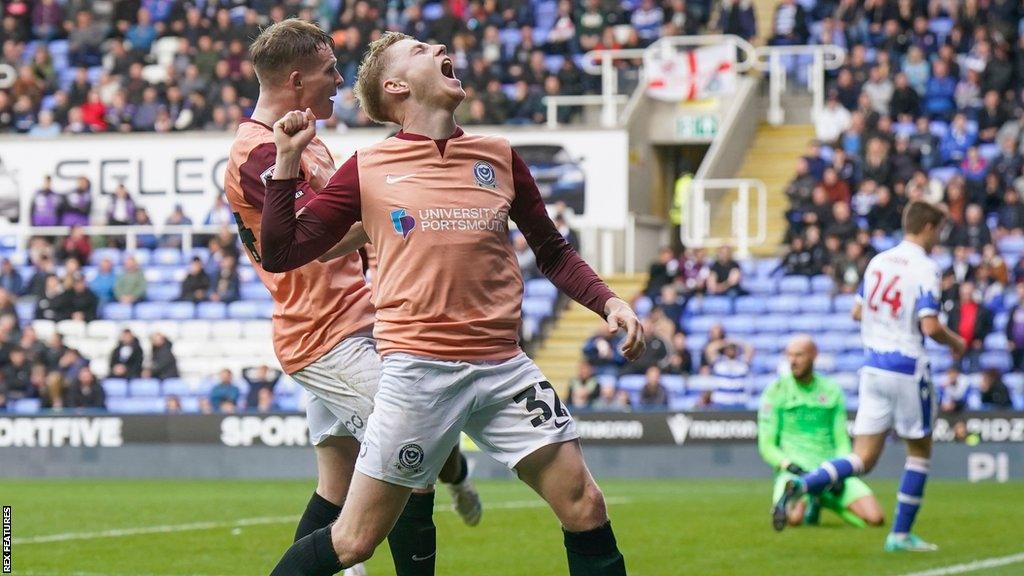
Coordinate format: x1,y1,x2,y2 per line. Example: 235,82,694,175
0,0,757,134
569,0,1024,413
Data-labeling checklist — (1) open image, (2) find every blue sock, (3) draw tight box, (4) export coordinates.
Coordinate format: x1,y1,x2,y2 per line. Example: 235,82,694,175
801,454,864,495
892,457,929,535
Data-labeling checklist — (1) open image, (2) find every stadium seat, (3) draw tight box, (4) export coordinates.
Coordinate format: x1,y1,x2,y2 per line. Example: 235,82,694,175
984,333,1008,351
241,321,273,340
661,375,686,395
833,294,857,314
766,295,800,314
743,277,776,295
735,296,768,315
211,321,243,341
240,282,271,301
12,398,41,414
102,303,134,321
748,334,783,354
147,283,179,302
701,296,733,316
778,276,810,294
721,316,756,335
277,393,302,411
817,333,851,354
179,396,201,412
683,315,718,335
617,375,645,392
686,375,718,391
197,302,227,320
994,312,1009,332
165,302,196,320
669,396,698,410
834,353,864,373
525,278,558,299
31,320,56,339
799,295,833,314
178,320,211,341
161,378,192,396
91,248,122,265
980,351,1011,372
56,319,86,338
129,378,161,397
752,355,781,374
108,397,166,413
752,374,776,392
134,302,165,321
103,378,129,397
755,315,790,334
633,296,654,318
522,297,555,319
86,320,119,340
833,373,859,393
227,301,263,320
810,276,834,294
15,301,34,323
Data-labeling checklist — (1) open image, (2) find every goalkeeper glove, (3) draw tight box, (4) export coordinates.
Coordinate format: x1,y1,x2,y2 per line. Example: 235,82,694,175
828,479,846,498
782,461,807,476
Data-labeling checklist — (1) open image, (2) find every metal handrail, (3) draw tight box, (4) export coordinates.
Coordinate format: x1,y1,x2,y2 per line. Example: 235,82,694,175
753,44,846,125
684,178,767,258
5,223,237,253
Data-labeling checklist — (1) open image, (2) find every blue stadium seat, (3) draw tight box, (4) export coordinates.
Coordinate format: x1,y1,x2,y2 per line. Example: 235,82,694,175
701,296,733,315
687,375,718,391
928,166,959,184
134,302,164,321
129,378,161,397
12,398,41,413
744,277,776,295
15,301,34,323
816,333,852,354
754,315,790,334
810,275,834,294
721,316,755,335
834,352,864,373
799,295,833,314
766,295,800,314
161,378,191,396
833,373,859,393
997,236,1024,257
227,300,266,320
752,374,776,392
197,302,227,320
669,396,697,410
238,267,259,283
525,278,558,299
994,312,1009,332
735,296,768,315
521,297,555,319
1004,373,1024,395
146,283,179,302
633,296,654,318
617,375,645,392
188,247,211,262
748,334,783,354
108,397,166,413
833,294,857,314
684,316,719,336
752,355,780,374
684,297,702,315
179,396,201,412
980,351,1012,372
984,333,1008,351
164,302,195,320
929,354,953,373
277,393,301,411
755,259,781,278
661,375,685,395
102,303,133,321
91,248,122,265
153,248,182,266
103,378,128,397
778,276,810,294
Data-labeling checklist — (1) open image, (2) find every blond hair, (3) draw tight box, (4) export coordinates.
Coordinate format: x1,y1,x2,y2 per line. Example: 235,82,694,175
353,31,412,124
249,18,334,85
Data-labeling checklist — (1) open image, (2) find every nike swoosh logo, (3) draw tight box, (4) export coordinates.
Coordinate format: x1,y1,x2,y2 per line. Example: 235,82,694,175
554,418,570,429
386,173,418,184
411,552,436,562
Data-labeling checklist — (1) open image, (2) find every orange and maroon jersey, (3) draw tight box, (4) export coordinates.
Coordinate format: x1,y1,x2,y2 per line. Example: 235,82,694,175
224,119,374,374
261,127,616,362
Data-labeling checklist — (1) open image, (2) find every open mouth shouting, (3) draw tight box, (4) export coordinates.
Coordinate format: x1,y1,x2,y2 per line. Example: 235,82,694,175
440,57,459,83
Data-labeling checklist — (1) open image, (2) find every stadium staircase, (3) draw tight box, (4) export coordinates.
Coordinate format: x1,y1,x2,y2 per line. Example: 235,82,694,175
709,124,815,256
534,274,647,396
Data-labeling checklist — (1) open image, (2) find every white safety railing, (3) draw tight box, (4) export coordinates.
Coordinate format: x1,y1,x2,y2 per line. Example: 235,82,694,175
4,223,237,254
683,178,767,258
542,35,844,129
754,44,846,125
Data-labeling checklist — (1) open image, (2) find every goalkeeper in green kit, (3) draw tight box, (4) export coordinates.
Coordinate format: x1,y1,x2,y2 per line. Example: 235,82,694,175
758,335,885,528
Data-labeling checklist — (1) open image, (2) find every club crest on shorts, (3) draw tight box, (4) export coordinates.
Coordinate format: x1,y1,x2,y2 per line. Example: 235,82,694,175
473,160,497,188
390,208,416,239
397,443,424,471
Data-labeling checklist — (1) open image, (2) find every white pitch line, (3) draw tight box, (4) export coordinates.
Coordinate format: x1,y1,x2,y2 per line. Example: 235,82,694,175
898,552,1024,576
14,496,633,545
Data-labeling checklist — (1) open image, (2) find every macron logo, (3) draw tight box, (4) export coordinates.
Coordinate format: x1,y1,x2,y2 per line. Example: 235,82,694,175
386,173,417,184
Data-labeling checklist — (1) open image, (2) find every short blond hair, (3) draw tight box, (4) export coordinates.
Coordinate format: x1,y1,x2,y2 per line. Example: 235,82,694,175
353,31,412,124
249,18,334,85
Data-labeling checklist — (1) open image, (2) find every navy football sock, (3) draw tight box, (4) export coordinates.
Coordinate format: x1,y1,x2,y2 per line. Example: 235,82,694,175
387,492,437,576
295,491,342,542
564,521,627,576
269,525,343,576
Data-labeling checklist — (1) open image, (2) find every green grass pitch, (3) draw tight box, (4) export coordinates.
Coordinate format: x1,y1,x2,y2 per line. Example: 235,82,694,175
3,478,1021,575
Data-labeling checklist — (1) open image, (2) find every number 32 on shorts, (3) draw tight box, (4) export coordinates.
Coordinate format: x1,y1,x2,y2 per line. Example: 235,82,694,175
514,381,571,429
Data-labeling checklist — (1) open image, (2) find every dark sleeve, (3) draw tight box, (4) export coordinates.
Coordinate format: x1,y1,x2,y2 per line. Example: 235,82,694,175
244,146,361,272
508,149,616,317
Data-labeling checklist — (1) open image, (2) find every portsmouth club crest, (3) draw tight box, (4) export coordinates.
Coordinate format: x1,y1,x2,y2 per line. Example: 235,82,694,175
473,160,497,188
397,443,424,472
390,208,415,239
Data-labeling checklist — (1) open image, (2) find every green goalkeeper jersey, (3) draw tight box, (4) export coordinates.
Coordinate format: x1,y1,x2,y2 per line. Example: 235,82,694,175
757,372,850,472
